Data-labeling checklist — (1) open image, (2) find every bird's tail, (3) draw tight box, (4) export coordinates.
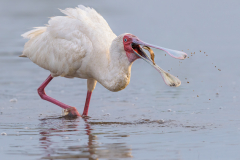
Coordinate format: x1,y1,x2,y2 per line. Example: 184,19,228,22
20,27,47,57
21,27,47,39
19,55,27,57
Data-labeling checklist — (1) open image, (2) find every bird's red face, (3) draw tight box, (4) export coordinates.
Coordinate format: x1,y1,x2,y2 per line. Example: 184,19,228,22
123,34,142,63
122,33,188,87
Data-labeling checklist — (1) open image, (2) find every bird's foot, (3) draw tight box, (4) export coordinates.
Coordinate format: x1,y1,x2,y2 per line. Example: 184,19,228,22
63,107,81,117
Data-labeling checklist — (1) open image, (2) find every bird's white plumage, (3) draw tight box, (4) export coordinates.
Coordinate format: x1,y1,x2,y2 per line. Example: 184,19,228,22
22,5,133,91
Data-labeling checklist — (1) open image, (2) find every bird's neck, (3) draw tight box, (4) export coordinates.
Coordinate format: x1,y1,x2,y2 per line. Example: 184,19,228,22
95,46,133,92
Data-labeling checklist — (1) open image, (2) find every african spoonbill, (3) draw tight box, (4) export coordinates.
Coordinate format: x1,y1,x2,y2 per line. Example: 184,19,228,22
21,5,187,117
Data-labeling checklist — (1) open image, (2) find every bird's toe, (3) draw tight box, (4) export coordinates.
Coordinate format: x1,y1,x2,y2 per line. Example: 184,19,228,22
63,107,81,117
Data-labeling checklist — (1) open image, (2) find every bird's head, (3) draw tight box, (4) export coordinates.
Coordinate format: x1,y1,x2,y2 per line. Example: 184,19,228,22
122,33,187,63
118,33,188,87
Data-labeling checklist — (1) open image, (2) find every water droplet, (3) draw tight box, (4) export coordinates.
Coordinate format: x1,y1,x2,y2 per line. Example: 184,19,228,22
91,154,98,159
9,98,17,102
157,119,164,123
1,132,7,136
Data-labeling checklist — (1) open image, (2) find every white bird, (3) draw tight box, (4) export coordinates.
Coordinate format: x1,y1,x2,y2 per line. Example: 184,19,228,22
21,5,187,117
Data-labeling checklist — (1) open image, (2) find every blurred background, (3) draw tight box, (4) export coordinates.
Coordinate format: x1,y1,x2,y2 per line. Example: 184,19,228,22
0,0,240,160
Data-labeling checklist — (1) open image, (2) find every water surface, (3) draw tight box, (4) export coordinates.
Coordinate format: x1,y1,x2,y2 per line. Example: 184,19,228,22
1,0,240,159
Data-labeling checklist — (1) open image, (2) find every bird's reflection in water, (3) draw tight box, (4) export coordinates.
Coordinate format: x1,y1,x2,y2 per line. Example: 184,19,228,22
39,116,132,159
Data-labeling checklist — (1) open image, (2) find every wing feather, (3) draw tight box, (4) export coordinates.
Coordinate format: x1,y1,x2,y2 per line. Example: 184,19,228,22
21,27,47,39
22,5,116,78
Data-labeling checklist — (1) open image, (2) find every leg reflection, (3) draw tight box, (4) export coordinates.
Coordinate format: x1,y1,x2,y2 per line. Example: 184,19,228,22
39,116,132,159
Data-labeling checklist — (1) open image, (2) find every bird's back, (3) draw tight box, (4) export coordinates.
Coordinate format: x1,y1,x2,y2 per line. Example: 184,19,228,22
21,5,116,78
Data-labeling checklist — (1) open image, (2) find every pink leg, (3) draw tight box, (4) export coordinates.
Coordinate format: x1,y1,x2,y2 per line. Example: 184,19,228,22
82,91,92,116
38,74,80,116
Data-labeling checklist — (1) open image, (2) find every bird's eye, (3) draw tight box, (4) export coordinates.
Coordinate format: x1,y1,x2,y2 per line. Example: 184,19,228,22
124,38,127,42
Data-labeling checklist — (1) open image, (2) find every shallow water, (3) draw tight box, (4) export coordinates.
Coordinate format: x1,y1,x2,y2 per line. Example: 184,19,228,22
1,0,240,159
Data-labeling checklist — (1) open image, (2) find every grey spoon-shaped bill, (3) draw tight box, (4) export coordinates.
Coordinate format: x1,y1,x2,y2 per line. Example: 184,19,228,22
132,45,181,87
132,38,187,60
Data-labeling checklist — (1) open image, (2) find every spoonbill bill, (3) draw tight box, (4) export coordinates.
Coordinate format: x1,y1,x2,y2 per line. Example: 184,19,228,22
21,5,187,117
